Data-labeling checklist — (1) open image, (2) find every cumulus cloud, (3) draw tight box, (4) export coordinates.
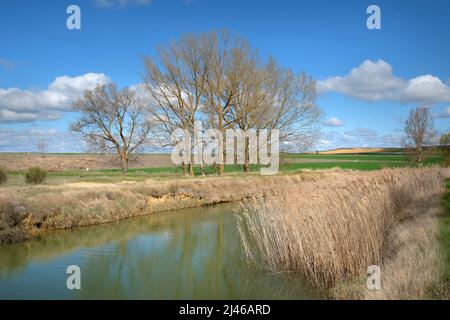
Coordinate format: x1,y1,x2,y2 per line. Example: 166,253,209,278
0,73,110,123
323,117,345,127
93,0,152,7
318,60,450,104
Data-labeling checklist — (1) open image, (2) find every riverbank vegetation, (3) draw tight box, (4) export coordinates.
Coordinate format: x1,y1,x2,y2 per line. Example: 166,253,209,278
236,167,450,299
0,171,322,245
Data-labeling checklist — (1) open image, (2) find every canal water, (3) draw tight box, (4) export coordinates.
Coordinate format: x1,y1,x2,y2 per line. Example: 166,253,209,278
0,203,319,299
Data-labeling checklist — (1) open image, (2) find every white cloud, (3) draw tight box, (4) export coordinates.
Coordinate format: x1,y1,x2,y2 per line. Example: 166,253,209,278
0,73,110,123
0,128,85,152
323,117,345,127
399,75,450,104
93,0,152,7
317,128,403,150
318,60,450,104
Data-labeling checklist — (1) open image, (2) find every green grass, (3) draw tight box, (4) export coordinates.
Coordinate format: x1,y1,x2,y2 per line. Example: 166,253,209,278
281,161,407,171
438,179,450,297
285,153,408,161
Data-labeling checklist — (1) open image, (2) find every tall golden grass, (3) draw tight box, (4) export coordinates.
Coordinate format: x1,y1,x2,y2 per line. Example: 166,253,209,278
236,167,449,298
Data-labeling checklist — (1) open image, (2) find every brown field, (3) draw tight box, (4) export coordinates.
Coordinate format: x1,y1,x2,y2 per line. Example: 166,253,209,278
314,148,401,155
0,152,389,174
0,153,175,171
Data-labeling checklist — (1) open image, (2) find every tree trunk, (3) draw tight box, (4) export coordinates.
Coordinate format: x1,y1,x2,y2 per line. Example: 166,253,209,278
182,161,187,176
243,136,250,173
200,163,205,176
417,146,423,167
218,109,225,176
200,153,205,176
219,160,225,175
188,163,194,176
121,155,129,177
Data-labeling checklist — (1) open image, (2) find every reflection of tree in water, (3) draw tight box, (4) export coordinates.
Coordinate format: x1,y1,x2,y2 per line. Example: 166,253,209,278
0,203,321,299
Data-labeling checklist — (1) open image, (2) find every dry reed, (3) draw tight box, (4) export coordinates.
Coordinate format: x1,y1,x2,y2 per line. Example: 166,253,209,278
236,167,449,298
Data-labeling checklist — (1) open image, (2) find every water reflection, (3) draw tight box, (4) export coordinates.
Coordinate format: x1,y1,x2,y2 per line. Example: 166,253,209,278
0,204,319,299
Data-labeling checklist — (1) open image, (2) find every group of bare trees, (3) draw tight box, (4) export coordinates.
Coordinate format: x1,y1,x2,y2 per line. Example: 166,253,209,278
144,31,321,175
72,31,321,176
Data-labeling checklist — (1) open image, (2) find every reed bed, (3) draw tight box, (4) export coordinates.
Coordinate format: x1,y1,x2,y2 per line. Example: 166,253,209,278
236,167,449,297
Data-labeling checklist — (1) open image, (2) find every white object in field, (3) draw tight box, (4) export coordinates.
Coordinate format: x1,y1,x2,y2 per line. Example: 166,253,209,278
86,168,89,171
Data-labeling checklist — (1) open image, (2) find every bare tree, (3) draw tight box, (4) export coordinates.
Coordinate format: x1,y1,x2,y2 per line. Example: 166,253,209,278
200,31,321,173
263,58,321,152
36,140,48,158
143,34,207,176
222,39,267,172
71,83,151,176
231,56,321,172
404,107,435,166
200,30,244,175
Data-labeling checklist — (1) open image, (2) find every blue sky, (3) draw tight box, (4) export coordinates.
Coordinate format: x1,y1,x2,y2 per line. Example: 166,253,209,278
0,0,449,152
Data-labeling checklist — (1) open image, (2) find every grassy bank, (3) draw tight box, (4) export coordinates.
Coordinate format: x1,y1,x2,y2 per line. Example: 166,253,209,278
236,167,450,299
0,171,322,245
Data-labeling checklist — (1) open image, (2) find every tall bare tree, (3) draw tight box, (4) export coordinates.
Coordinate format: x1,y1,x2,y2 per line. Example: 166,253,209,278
263,58,321,152
143,34,207,176
200,30,244,175
404,107,435,166
227,50,267,172
229,56,321,172
71,83,151,176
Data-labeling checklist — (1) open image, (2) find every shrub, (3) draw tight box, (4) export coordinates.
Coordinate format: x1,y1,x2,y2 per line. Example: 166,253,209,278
0,196,29,244
0,167,6,185
25,167,47,184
